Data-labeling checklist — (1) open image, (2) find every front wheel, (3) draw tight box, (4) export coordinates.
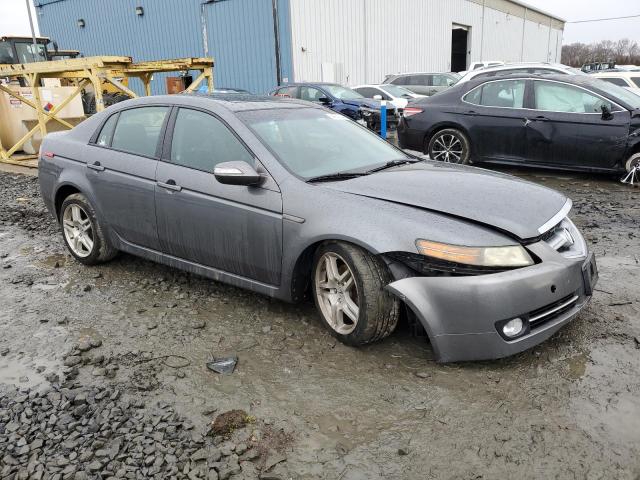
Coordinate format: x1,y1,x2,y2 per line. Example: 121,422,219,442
312,242,399,346
427,128,471,164
626,152,640,173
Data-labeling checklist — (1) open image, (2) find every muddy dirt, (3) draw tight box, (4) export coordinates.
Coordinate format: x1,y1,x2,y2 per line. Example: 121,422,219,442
0,168,639,479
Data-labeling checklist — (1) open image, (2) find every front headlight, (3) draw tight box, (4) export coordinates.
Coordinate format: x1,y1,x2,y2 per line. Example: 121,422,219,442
415,239,534,268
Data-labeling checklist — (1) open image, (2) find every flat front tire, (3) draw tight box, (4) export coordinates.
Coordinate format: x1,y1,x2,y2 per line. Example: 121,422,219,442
312,242,399,346
427,128,471,164
60,193,117,265
626,152,640,173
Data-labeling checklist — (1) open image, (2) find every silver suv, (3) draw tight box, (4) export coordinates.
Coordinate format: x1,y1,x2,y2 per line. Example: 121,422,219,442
382,72,460,96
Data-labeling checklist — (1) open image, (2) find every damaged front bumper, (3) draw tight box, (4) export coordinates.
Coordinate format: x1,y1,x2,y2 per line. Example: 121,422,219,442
386,241,597,363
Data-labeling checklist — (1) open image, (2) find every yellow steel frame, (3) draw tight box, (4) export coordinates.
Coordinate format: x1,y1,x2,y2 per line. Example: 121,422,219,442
0,56,214,165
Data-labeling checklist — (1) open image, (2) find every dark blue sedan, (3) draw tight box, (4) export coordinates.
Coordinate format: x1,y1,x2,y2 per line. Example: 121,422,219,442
271,82,397,132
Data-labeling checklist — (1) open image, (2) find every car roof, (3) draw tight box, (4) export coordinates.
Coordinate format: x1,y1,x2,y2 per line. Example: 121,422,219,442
279,82,341,87
387,72,455,77
117,93,315,112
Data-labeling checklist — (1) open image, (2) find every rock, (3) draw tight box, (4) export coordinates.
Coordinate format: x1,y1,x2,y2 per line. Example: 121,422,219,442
0,347,9,356
63,356,82,367
191,319,206,329
263,453,286,472
190,448,208,462
261,326,271,334
147,322,158,330
77,339,92,352
210,410,248,436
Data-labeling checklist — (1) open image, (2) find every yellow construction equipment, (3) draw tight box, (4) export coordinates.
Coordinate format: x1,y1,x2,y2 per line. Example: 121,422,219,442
0,56,214,167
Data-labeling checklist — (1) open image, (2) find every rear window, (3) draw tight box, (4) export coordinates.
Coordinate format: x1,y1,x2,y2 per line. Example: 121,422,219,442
95,113,118,147
601,77,629,87
632,77,640,88
111,107,169,157
464,80,525,108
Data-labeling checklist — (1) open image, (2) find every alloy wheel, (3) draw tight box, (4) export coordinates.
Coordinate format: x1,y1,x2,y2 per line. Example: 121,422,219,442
62,204,94,258
431,133,463,163
315,252,360,335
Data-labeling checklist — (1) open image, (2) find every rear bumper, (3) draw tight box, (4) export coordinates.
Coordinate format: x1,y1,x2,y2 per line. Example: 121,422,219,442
386,242,596,363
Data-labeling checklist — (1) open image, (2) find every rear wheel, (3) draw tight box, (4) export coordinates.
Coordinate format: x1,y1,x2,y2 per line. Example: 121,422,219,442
60,193,117,265
427,128,471,164
312,242,399,346
626,152,640,173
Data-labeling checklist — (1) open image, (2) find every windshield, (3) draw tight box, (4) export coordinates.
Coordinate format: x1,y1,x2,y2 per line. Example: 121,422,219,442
592,78,640,109
323,85,364,100
380,84,416,98
240,108,408,179
14,42,47,63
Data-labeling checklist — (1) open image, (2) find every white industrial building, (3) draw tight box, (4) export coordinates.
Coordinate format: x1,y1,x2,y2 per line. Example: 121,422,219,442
288,0,565,85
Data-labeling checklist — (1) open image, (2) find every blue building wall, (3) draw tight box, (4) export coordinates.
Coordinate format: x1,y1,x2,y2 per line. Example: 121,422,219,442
34,0,293,95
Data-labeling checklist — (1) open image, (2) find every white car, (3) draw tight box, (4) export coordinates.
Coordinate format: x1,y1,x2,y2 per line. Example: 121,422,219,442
352,84,425,111
458,61,505,76
457,63,584,84
592,71,640,95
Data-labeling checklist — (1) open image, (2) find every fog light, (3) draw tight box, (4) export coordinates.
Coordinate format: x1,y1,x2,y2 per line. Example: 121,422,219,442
502,318,524,338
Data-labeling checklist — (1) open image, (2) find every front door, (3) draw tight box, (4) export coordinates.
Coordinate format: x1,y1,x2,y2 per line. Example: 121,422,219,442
155,107,283,285
526,80,630,169
87,106,170,250
462,79,528,162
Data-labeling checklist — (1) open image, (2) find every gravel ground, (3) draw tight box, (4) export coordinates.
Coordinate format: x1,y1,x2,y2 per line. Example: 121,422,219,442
0,168,639,479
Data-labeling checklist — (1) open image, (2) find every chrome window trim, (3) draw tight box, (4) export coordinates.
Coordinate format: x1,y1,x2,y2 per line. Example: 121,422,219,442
461,78,626,114
538,198,573,235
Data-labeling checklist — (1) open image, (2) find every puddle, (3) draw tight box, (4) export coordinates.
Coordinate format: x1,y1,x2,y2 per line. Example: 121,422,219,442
0,358,54,390
39,253,67,269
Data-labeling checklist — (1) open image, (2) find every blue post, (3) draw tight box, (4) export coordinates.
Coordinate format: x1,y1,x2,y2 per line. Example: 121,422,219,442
380,100,387,140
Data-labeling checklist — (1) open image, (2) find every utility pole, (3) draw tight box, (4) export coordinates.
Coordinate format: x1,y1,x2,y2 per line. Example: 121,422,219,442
25,0,39,62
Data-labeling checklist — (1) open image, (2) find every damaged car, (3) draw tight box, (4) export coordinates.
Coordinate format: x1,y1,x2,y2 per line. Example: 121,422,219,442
39,94,598,363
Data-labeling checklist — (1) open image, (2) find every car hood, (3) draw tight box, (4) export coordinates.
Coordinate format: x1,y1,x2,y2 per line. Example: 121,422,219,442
322,162,569,241
341,98,381,109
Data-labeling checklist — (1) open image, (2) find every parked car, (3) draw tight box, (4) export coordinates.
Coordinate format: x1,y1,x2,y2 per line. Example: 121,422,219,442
459,61,505,75
398,74,640,173
591,71,640,94
456,63,585,85
382,72,460,96
39,93,598,363
353,84,425,113
271,82,398,133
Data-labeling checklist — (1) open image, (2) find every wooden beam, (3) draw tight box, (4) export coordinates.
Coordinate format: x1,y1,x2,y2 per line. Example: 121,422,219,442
184,71,207,93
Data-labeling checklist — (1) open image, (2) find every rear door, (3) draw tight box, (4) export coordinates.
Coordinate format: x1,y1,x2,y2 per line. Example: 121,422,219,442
462,79,528,162
406,75,433,96
155,107,283,285
525,80,630,169
88,106,170,250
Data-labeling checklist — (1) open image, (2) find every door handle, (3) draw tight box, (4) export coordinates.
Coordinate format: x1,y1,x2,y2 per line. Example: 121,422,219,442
534,115,550,121
464,110,477,116
87,161,105,172
157,180,182,192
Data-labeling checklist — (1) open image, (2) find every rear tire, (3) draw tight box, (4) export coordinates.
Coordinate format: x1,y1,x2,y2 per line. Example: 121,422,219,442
312,242,399,346
427,128,471,164
60,193,117,265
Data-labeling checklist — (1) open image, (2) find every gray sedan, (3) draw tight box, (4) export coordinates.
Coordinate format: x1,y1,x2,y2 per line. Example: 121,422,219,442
38,94,598,363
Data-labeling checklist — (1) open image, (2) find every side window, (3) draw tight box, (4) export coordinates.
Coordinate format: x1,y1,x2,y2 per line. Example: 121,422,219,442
601,77,629,87
170,108,253,172
111,107,169,156
355,87,377,98
299,87,324,102
275,86,297,98
631,77,640,88
408,75,431,86
432,75,454,87
390,76,407,85
95,113,118,147
464,80,525,108
534,81,612,113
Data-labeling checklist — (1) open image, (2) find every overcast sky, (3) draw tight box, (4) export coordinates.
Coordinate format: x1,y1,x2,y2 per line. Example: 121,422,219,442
0,0,638,45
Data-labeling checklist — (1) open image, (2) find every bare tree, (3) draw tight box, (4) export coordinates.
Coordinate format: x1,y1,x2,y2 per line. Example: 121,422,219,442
562,38,640,67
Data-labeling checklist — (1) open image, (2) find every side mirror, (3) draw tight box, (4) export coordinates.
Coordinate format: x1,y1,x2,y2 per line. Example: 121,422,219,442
601,104,613,121
318,96,332,105
213,161,262,186
373,94,383,100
